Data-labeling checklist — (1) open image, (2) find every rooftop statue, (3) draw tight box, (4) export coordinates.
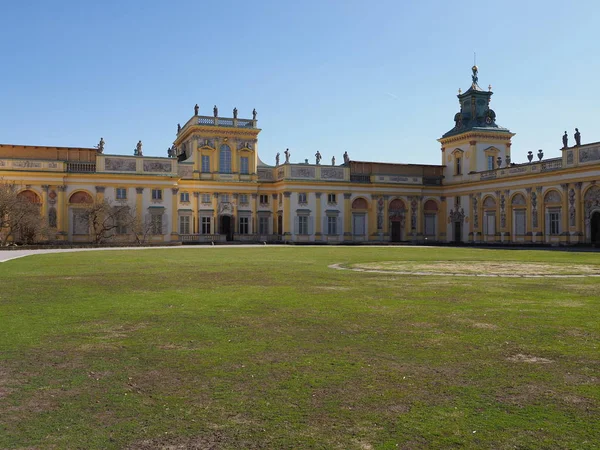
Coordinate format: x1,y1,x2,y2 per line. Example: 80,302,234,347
575,128,581,146
194,104,199,116
252,108,257,120
471,65,479,86
275,152,280,166
177,123,181,134
135,140,143,156
343,151,350,165
96,137,105,154
563,131,568,148
315,151,322,165
284,148,290,164
213,105,218,117
332,156,335,166
233,107,238,119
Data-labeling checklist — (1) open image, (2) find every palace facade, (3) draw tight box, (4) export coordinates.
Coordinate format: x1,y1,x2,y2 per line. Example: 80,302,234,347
2,67,600,245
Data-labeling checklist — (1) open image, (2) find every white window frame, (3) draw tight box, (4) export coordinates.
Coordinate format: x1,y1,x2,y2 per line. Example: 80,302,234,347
240,156,249,175
179,215,191,234
201,155,210,173
116,187,127,200
151,189,162,201
180,192,190,203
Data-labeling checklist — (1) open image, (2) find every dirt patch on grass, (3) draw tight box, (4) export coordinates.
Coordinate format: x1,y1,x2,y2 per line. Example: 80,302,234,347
127,433,225,450
507,354,554,364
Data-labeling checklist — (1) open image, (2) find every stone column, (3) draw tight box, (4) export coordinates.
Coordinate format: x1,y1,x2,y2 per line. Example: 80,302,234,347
416,196,424,241
41,185,49,219
193,192,199,234
212,193,219,235
233,194,239,238
560,183,569,244
315,192,322,241
369,194,378,241
171,188,179,240
468,194,475,242
136,188,144,225
469,140,477,172
439,196,447,241
574,182,583,242
494,190,501,243
283,191,291,240
343,193,352,241
271,193,278,236
383,195,389,238
57,185,67,238
502,189,510,243
251,194,258,234
192,138,200,173
534,186,543,242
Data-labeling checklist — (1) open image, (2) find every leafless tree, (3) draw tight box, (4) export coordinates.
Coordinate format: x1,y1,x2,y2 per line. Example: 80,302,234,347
0,180,45,245
77,198,134,244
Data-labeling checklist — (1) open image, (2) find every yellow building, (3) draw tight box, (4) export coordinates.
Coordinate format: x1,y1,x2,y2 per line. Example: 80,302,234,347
2,67,600,245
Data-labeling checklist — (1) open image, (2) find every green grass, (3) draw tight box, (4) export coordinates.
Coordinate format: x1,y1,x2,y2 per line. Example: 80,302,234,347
0,246,599,449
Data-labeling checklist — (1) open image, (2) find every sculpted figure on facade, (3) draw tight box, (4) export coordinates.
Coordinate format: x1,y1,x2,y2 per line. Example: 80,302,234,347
135,140,143,156
177,123,181,134
284,148,290,164
562,131,568,148
252,108,257,120
213,105,218,117
574,128,581,146
343,151,350,165
194,104,199,116
332,156,335,166
315,151,322,165
275,152,280,166
96,137,105,154
233,107,238,119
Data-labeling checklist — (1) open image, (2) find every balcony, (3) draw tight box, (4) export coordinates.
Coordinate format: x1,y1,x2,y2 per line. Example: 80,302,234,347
67,162,96,173
196,115,257,129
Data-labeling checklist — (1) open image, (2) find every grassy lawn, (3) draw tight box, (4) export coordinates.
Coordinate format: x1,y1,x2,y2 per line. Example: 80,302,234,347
0,246,599,449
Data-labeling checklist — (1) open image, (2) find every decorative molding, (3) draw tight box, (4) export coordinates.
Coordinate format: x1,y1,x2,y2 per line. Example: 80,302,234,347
344,193,352,199
136,187,144,194
172,188,179,195
95,186,105,193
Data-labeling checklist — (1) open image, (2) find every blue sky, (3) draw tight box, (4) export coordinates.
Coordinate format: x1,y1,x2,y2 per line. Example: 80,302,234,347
1,0,598,166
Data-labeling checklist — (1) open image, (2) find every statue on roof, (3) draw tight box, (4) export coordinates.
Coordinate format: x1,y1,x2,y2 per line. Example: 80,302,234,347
233,107,238,119
213,105,218,117
177,123,181,134
96,137,104,154
315,151,322,165
284,148,290,164
252,108,257,120
135,140,143,156
343,151,350,165
332,156,335,166
574,128,581,146
562,131,568,148
471,65,479,86
194,104,199,116
275,152,280,166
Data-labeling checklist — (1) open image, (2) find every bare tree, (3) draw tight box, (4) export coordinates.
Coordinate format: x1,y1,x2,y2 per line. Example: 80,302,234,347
77,198,133,244
0,180,46,245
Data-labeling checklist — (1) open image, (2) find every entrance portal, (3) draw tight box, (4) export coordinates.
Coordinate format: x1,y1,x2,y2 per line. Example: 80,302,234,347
453,221,462,243
591,212,600,245
391,220,403,242
220,215,233,241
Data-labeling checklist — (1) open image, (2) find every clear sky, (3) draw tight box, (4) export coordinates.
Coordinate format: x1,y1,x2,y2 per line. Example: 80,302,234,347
1,0,598,166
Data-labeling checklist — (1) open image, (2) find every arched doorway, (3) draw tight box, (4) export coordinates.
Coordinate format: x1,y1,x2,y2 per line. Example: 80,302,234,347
220,215,233,241
389,199,405,242
591,211,600,246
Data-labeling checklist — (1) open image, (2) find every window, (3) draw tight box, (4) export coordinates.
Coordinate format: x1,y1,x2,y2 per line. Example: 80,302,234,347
221,194,229,203
202,193,211,204
114,207,129,235
179,215,191,234
455,196,461,207
327,193,337,204
73,211,89,235
201,216,211,234
239,194,248,205
259,216,270,234
548,209,561,235
116,188,127,200
259,194,269,205
279,194,283,206
151,214,163,234
152,189,162,201
239,216,249,234
219,144,231,173
240,156,249,175
514,210,526,235
180,192,190,203
455,156,462,175
298,193,307,204
487,155,494,171
424,214,436,236
298,216,309,235
327,216,337,235
352,214,366,236
484,212,496,235
202,155,210,173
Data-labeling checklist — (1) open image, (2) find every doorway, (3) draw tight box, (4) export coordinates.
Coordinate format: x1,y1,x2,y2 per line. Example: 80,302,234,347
391,219,403,242
592,211,600,245
453,221,462,243
220,215,233,241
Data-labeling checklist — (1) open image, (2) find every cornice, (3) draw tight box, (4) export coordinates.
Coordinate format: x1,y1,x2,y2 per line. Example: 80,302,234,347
438,130,515,145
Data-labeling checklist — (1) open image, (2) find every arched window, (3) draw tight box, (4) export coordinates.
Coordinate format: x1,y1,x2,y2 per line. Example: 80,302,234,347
219,144,232,174
17,190,41,203
69,191,93,204
424,200,438,211
352,198,368,209
389,199,405,211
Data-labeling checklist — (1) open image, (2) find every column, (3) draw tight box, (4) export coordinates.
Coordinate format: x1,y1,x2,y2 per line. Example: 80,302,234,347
502,190,510,243
136,187,144,224
534,186,543,242
560,183,569,244
438,196,447,241
212,193,219,235
314,192,322,241
469,140,477,172
233,193,239,238
251,194,258,234
468,194,475,242
41,185,49,220
406,196,414,240
368,194,378,241
192,138,200,173
343,193,352,241
383,195,389,238
574,182,583,242
193,192,199,233
495,190,501,243
271,193,278,235
416,196,424,241
171,188,179,240
57,185,67,239
283,191,291,240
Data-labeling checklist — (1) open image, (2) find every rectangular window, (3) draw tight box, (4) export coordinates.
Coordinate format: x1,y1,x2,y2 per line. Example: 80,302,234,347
298,216,309,235
239,194,248,205
487,155,494,171
424,214,436,236
201,217,211,234
549,210,561,235
179,215,191,234
239,216,249,234
114,207,129,235
202,155,210,173
484,212,496,235
151,214,163,234
202,193,211,204
240,156,249,175
259,194,269,205
514,210,526,235
327,193,337,204
298,193,307,204
116,188,127,200
259,216,269,234
180,192,190,203
455,157,462,175
221,194,229,203
73,211,89,235
353,214,366,236
152,189,162,201
327,216,337,235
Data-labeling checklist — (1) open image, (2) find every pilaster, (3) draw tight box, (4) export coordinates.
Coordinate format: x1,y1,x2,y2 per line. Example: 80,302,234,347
383,196,389,237
95,186,105,202
525,188,532,243
56,185,67,239
193,192,199,233
136,187,144,225
315,192,322,240
469,140,477,173
560,183,569,244
41,185,49,219
283,192,291,239
574,182,583,240
439,196,447,240
171,188,179,239
212,193,219,233
343,193,352,240
416,196,424,239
